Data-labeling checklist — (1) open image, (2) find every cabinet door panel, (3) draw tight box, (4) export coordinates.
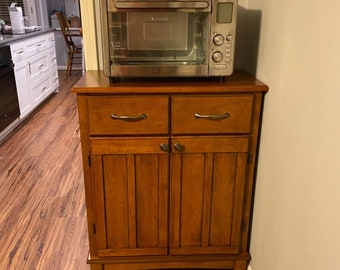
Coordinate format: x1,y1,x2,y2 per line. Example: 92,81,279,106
170,136,248,255
104,155,130,249
92,138,169,257
179,154,205,247
209,153,237,247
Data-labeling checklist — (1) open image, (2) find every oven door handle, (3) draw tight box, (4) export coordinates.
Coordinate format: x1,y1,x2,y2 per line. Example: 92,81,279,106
114,1,210,10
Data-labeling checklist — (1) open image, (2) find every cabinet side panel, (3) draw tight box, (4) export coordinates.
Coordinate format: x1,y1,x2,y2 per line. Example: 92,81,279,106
241,93,264,251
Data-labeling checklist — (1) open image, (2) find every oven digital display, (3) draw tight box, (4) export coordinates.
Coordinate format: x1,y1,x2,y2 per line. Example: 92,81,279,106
217,3,233,23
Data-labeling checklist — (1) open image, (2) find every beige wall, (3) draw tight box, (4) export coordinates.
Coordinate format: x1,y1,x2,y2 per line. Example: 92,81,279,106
245,0,340,269
80,0,99,70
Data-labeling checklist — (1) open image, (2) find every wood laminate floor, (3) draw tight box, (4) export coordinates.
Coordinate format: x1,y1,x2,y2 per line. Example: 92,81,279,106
0,71,90,270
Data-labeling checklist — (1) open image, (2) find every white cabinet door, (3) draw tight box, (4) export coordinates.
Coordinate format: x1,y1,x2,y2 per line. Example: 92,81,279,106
12,57,31,119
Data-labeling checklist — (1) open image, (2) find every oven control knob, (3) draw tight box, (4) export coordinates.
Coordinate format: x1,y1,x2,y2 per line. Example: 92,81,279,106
213,34,224,46
226,33,233,41
212,51,223,62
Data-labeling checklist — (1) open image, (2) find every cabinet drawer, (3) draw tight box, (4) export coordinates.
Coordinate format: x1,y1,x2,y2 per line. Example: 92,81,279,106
46,32,56,49
30,75,51,105
28,50,49,82
10,33,52,63
26,35,49,58
50,68,59,90
10,42,26,63
48,47,57,68
88,96,169,135
172,95,253,134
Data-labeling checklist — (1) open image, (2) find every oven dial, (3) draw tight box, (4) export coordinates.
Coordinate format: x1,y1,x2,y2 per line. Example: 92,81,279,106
212,51,223,63
226,33,233,42
213,34,224,46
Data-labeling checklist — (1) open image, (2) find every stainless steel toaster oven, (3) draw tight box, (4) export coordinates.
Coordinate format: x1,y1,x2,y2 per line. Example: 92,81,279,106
100,0,238,79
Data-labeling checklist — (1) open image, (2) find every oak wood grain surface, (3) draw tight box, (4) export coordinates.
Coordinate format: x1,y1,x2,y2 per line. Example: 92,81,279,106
0,71,90,270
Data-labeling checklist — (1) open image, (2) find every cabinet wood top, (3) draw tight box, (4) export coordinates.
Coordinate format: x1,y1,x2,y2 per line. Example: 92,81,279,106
72,70,268,94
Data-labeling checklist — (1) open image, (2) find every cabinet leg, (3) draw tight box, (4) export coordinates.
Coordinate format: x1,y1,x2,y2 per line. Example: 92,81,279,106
234,260,247,270
90,264,103,270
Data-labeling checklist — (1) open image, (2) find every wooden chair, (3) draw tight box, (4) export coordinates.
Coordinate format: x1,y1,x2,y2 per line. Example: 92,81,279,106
55,11,82,79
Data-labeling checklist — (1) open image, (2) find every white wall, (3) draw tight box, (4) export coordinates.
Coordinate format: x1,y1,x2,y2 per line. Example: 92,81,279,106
245,0,340,269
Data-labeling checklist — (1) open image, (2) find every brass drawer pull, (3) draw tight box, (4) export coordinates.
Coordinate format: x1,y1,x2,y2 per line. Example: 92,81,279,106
111,113,147,121
194,112,230,120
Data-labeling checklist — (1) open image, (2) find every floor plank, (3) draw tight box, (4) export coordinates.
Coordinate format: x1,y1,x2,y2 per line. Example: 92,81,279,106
0,71,90,270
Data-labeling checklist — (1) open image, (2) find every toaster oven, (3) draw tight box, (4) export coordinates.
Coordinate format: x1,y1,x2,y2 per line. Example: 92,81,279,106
100,0,238,79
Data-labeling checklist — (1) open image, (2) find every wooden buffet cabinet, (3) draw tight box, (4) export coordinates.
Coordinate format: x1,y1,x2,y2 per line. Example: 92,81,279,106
72,70,268,270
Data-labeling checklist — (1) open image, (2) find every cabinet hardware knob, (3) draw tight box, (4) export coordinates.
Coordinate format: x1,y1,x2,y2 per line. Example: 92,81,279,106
194,112,230,120
111,113,147,121
174,143,184,152
160,143,169,152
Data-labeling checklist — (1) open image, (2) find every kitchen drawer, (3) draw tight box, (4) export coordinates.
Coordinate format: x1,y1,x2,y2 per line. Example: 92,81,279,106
27,50,49,82
30,74,51,105
172,95,253,134
88,96,169,135
48,47,57,68
26,35,49,58
10,42,26,63
10,33,52,63
46,32,56,49
50,68,59,90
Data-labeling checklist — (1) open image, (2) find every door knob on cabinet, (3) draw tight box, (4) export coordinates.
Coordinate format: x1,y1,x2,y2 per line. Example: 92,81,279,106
160,143,169,152
173,143,185,152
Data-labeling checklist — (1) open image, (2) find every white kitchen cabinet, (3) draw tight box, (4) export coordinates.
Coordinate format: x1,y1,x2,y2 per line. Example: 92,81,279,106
10,32,59,119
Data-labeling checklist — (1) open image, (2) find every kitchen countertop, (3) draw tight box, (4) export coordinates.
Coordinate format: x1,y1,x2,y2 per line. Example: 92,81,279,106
0,27,55,46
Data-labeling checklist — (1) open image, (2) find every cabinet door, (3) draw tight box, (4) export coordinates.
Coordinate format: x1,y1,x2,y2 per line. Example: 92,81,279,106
170,136,248,255
90,137,169,257
12,60,31,119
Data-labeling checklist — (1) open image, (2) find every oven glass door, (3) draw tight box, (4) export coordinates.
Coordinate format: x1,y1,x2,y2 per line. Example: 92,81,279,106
109,11,209,66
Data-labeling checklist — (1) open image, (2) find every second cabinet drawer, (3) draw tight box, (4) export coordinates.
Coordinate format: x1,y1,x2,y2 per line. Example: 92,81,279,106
172,95,253,134
28,50,49,82
88,96,169,135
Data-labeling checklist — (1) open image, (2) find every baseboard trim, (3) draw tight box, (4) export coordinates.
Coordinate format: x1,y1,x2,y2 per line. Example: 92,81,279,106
57,66,83,70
